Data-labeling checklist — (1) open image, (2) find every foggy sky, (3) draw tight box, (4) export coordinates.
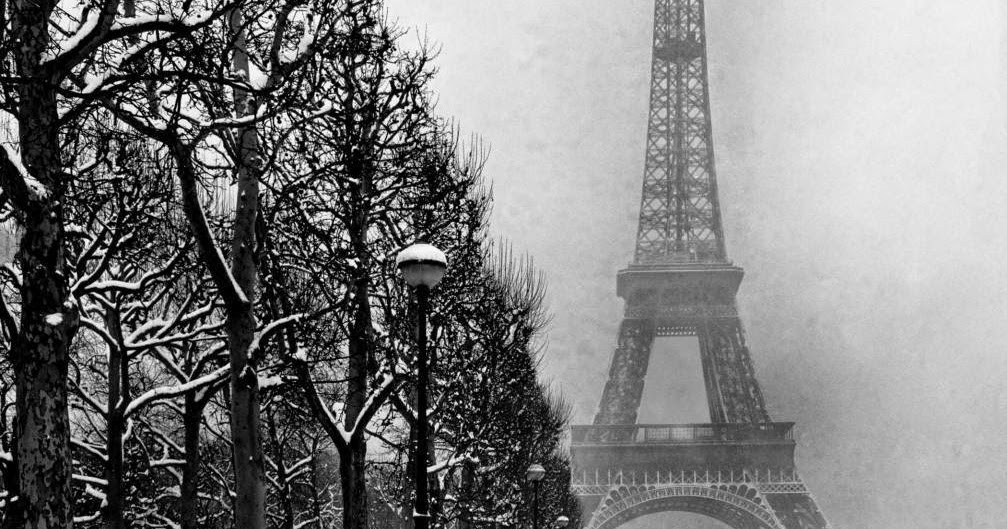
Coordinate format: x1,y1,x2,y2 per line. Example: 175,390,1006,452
385,2,1007,528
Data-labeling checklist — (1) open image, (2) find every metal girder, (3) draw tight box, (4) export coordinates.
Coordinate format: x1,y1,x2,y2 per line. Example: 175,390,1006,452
592,313,768,425
572,477,828,529
634,0,725,265
587,484,783,529
593,320,655,426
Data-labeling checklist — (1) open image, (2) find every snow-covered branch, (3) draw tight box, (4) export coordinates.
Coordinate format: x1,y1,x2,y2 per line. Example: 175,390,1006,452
124,365,229,418
0,144,49,207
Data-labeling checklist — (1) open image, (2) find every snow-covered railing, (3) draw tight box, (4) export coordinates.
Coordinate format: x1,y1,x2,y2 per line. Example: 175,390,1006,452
570,422,794,445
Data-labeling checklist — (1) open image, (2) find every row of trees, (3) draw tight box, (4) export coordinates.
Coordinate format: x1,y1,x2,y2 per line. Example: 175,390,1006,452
0,1,580,528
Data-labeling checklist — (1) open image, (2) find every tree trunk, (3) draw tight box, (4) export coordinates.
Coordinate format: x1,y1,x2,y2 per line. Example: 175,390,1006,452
309,454,325,528
266,410,295,529
104,303,129,529
338,191,373,529
10,5,76,524
178,393,206,529
338,440,368,529
0,393,19,529
457,462,475,529
226,308,265,529
171,139,266,526
226,6,266,529
338,344,372,529
12,134,75,529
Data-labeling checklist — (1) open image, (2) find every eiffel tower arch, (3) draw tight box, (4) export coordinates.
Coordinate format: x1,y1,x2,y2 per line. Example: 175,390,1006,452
570,1,830,528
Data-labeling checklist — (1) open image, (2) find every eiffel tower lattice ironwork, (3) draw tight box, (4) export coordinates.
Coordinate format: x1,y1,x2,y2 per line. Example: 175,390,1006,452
570,2,830,529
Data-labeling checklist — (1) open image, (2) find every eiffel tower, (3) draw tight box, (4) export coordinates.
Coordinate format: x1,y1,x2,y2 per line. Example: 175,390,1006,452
569,2,830,528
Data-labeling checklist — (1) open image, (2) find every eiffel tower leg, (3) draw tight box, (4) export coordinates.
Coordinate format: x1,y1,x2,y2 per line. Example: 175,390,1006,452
593,319,655,426
765,493,830,529
701,318,769,424
697,321,728,423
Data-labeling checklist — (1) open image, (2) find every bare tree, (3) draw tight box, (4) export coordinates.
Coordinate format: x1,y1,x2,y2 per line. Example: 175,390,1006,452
252,5,468,529
0,2,246,526
70,2,341,526
0,3,577,529
7,118,232,527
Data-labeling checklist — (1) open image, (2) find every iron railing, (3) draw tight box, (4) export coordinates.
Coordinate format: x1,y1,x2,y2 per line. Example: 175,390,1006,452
571,467,805,489
570,422,794,444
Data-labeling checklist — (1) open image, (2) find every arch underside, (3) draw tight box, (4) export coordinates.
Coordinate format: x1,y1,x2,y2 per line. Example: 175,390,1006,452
591,486,780,529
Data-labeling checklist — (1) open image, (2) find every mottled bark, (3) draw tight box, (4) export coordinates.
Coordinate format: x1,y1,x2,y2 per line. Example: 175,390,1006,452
5,2,77,527
11,106,75,529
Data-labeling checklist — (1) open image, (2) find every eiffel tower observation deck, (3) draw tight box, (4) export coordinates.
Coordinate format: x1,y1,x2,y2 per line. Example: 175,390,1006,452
570,2,830,528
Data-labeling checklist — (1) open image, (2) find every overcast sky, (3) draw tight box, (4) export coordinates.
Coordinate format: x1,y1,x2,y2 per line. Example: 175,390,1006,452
386,2,1007,528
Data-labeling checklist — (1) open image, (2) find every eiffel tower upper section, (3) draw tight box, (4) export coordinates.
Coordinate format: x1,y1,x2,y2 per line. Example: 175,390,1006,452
593,0,768,428
634,0,725,266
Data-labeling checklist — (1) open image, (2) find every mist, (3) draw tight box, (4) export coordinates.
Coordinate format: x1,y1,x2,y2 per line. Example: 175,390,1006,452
386,1,1007,528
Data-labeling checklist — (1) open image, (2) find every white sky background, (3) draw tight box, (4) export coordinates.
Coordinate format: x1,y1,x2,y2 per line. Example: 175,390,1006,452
385,1,1007,528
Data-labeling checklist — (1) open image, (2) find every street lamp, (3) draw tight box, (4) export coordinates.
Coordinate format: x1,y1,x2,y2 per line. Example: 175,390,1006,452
526,463,546,529
556,515,570,529
397,243,448,529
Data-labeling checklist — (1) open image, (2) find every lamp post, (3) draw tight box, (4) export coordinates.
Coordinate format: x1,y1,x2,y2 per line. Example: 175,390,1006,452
556,515,570,529
397,243,448,529
526,463,546,529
